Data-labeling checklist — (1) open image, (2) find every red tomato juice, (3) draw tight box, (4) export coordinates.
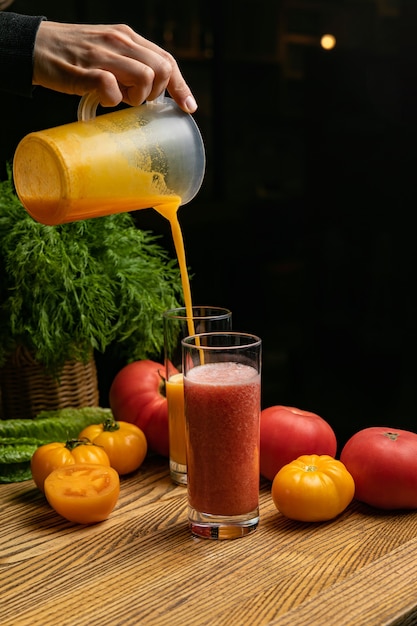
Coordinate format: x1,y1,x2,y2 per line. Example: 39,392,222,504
184,361,261,516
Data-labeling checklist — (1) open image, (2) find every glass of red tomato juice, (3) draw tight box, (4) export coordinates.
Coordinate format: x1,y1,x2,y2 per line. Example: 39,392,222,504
182,331,262,540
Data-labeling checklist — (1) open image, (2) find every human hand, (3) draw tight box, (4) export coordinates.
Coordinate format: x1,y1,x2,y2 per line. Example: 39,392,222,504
33,21,197,113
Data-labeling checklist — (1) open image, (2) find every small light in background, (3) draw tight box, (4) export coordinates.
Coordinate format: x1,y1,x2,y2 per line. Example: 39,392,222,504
320,34,336,50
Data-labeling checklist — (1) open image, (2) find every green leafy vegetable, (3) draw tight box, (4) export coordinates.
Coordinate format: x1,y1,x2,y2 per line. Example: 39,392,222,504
0,166,184,374
0,442,39,464
0,407,114,440
0,463,33,483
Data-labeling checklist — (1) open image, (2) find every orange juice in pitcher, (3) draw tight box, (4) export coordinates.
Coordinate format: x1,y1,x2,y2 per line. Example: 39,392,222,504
13,94,205,226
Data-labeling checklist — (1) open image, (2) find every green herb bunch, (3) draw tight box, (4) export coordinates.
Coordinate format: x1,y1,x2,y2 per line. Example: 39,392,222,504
0,168,184,374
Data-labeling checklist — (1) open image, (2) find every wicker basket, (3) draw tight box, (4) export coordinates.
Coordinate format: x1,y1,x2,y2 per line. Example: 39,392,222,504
0,346,99,420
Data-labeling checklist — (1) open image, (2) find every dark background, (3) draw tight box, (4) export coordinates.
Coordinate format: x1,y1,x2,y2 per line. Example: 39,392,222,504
2,0,417,450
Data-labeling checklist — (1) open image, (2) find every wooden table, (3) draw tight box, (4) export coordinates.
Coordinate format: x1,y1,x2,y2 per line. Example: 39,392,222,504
1,455,417,626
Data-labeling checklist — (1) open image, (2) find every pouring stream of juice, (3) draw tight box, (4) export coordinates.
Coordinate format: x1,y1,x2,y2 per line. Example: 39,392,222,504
153,200,196,339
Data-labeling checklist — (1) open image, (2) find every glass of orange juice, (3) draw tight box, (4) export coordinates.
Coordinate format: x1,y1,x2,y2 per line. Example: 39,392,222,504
163,306,232,486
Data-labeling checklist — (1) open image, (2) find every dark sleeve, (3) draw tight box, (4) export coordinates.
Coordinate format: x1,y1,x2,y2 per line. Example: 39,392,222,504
0,12,46,97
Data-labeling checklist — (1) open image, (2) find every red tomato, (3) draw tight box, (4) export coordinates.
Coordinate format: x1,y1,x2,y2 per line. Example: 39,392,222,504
109,359,178,458
260,405,337,481
340,426,417,510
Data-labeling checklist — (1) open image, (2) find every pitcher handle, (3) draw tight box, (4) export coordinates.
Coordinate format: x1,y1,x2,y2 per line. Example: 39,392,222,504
77,93,100,121
77,91,167,122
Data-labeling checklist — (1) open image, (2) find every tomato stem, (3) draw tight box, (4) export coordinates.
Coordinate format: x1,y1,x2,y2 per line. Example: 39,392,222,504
383,431,399,441
102,417,120,432
65,438,98,450
157,368,167,398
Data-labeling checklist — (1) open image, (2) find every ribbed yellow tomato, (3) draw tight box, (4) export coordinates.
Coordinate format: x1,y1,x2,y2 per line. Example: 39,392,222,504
271,454,355,522
79,417,147,475
31,439,111,492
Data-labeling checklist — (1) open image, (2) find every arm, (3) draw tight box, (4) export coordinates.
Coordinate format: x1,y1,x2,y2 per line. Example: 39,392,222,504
0,12,45,97
33,22,197,112
0,14,197,113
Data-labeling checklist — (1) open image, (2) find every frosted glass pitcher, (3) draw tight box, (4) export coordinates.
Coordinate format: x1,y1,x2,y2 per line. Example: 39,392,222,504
13,94,205,226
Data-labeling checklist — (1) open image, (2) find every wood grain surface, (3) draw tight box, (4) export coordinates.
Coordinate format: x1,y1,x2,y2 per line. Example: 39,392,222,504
1,455,417,625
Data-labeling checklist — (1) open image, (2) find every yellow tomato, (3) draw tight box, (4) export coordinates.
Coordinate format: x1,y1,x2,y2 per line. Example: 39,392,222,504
271,454,355,522
79,417,147,475
31,439,111,493
44,464,120,524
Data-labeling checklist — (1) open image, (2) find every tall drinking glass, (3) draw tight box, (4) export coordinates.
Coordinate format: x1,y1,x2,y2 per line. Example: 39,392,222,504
182,332,262,539
163,306,232,485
